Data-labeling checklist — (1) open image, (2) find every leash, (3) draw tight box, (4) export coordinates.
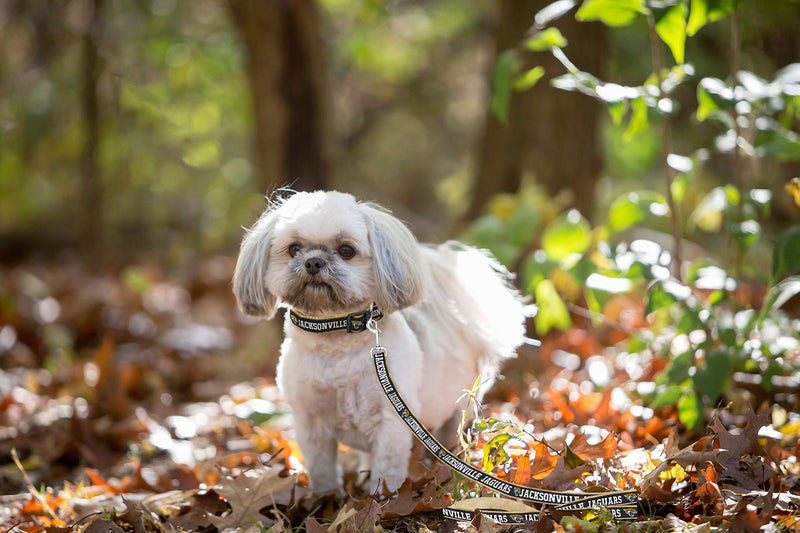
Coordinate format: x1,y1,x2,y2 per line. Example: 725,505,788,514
366,307,640,524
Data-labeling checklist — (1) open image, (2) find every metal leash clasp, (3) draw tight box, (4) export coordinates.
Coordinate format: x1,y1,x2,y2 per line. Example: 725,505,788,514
367,302,383,355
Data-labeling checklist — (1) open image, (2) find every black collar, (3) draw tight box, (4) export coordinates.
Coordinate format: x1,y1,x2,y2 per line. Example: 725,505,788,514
289,305,383,333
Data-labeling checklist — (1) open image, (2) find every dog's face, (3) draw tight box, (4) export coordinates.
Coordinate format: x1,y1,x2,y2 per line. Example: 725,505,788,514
264,194,374,315
233,191,426,319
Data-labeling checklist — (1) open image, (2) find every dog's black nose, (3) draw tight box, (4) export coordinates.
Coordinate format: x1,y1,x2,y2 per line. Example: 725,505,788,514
305,257,326,274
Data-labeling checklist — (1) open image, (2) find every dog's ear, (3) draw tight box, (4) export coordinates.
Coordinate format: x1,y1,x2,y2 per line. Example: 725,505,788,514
360,203,426,312
233,208,279,319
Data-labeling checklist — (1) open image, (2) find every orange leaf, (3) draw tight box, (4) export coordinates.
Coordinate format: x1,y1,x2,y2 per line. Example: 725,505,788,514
700,461,717,484
86,468,108,487
529,440,558,480
546,388,575,424
513,454,531,485
569,432,619,460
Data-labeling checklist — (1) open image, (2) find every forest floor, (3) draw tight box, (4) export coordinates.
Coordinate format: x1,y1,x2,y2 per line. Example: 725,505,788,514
1,258,798,532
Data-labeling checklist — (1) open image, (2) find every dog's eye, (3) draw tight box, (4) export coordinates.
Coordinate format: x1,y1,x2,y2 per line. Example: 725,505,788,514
288,243,302,258
337,244,356,260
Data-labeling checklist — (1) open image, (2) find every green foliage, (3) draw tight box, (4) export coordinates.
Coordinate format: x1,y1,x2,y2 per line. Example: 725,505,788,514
534,279,572,334
654,2,688,65
471,0,800,435
772,225,800,280
575,0,646,27
607,191,668,233
541,210,592,261
686,0,736,36
490,50,522,126
524,28,568,51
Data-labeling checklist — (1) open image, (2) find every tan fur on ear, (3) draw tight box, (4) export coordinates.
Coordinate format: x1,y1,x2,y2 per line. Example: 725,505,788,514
360,203,426,312
233,209,279,319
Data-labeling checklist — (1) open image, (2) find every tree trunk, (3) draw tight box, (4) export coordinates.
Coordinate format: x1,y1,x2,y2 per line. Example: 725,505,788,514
81,0,103,265
229,0,333,194
467,0,606,221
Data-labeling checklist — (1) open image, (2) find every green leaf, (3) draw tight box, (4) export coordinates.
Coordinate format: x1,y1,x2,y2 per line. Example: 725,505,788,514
677,392,703,430
473,418,513,434
607,99,629,126
696,78,736,123
575,0,647,27
490,50,521,126
645,280,691,315
729,220,760,253
541,209,592,261
534,279,572,334
687,0,735,37
623,96,649,142
692,350,736,404
607,191,668,234
513,66,546,91
489,243,522,268
506,204,542,246
696,85,718,122
463,214,506,246
655,3,688,65
650,384,683,408
754,123,800,161
772,225,800,280
522,252,556,293
182,139,221,168
660,349,694,386
524,28,568,51
483,434,511,473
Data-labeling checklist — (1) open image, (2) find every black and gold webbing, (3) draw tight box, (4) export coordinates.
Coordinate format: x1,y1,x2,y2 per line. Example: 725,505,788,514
371,347,640,524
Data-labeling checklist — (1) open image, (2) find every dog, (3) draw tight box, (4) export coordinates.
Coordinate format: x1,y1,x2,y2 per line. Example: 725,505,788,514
233,190,527,494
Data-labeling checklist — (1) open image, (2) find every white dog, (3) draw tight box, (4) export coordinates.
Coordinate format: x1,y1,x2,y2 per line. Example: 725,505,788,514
233,191,526,494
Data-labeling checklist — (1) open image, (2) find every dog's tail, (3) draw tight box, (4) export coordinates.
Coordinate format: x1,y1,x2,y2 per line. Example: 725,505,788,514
421,242,529,371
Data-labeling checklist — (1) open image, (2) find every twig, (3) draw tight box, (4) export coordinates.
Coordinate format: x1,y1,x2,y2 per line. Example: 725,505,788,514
11,448,59,521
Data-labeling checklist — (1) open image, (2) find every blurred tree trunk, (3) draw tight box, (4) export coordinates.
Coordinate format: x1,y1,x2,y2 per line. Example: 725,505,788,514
229,0,333,194
82,0,103,265
467,0,606,221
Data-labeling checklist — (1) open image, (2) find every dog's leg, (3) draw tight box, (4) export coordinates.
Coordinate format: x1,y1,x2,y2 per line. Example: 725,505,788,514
294,414,342,494
368,414,413,494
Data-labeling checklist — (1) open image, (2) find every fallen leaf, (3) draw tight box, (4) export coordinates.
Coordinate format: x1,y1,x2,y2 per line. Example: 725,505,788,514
208,464,296,532
305,517,329,533
713,408,779,489
562,442,587,470
83,517,125,533
568,432,618,460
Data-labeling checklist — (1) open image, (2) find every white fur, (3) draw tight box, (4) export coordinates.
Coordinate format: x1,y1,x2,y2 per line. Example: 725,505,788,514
233,191,526,494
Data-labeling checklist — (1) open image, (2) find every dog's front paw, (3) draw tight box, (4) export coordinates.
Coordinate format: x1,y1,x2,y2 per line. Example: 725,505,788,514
380,473,407,494
368,465,408,495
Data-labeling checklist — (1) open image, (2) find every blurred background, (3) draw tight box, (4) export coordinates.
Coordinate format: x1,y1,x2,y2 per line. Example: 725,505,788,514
1,0,797,270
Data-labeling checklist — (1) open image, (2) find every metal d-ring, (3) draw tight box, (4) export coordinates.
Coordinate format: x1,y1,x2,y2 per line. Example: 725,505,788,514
367,303,382,351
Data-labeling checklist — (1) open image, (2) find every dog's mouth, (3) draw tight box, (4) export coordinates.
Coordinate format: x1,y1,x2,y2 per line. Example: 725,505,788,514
303,280,333,293
284,277,348,316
